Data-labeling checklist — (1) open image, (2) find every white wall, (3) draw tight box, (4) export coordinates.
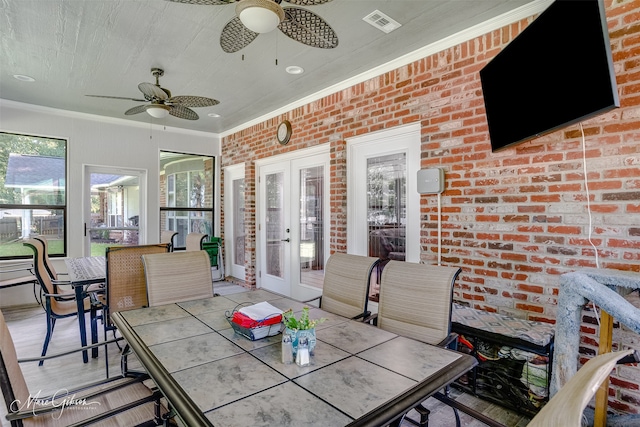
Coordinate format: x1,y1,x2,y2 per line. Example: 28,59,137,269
0,100,221,307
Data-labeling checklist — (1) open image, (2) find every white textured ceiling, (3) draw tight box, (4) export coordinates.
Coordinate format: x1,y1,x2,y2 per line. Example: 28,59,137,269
0,0,546,135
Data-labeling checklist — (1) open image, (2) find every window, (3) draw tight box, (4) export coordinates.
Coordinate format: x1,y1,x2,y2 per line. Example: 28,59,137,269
0,132,67,259
160,151,214,250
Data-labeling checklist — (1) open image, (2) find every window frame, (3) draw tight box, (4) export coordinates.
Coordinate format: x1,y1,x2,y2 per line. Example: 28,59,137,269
0,131,68,260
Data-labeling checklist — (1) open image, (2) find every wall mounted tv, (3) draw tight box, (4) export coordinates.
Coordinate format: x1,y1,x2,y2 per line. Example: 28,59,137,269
480,0,619,153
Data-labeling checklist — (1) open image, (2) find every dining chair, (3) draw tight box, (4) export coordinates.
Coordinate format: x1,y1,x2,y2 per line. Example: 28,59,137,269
103,243,170,376
373,260,463,427
0,309,169,427
0,261,38,300
142,250,214,306
22,238,99,366
33,235,104,296
305,253,380,320
185,232,208,251
160,230,178,252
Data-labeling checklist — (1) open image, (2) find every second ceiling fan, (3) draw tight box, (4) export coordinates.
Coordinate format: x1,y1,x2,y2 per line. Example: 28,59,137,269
169,0,339,53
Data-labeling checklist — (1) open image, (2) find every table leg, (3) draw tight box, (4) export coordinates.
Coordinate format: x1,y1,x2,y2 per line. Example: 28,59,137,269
75,284,89,363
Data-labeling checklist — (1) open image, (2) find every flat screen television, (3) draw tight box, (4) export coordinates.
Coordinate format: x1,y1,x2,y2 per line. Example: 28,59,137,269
480,0,619,152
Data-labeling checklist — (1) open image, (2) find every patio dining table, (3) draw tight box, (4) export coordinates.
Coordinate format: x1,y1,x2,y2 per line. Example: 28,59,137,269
111,289,477,426
64,255,106,362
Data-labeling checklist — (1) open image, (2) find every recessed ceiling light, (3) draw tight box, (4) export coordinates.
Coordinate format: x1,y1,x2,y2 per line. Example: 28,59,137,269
13,74,35,82
207,113,221,118
286,66,304,75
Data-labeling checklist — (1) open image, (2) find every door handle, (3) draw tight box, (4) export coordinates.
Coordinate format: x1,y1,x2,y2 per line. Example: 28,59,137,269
281,238,290,242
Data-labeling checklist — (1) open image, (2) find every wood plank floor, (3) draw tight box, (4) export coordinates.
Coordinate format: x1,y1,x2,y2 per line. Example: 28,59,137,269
1,284,531,427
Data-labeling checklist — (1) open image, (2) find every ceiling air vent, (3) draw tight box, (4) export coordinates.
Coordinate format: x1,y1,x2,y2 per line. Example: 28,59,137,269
363,10,401,34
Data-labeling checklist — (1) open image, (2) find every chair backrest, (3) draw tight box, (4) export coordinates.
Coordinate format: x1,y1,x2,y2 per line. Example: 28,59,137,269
0,309,30,417
33,236,60,280
160,230,178,252
23,238,68,314
142,250,213,306
377,261,461,345
185,233,208,251
321,253,380,319
528,349,635,427
105,244,170,324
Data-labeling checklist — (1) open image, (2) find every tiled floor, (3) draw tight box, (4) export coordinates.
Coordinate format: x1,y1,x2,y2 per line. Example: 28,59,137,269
0,282,530,427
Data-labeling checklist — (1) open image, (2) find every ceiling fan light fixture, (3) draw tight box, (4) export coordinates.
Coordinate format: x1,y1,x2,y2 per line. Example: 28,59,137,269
146,104,170,119
236,0,284,34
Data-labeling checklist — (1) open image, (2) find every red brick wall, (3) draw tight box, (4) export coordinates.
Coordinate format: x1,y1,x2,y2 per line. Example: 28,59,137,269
222,0,640,411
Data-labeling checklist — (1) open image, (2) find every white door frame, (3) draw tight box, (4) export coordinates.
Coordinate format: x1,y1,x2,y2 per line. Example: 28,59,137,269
255,144,330,299
346,122,421,262
224,163,246,281
83,165,147,256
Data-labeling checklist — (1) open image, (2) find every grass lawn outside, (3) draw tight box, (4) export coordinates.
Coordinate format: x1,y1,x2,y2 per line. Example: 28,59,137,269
0,239,120,258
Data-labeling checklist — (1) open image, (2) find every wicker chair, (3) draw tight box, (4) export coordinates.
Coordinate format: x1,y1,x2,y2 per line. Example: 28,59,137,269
160,230,178,252
22,238,99,366
142,250,214,306
0,309,168,427
185,232,208,251
103,244,170,375
305,253,380,320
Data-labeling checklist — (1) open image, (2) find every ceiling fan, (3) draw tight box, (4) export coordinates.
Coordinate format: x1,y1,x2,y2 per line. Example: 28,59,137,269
169,0,339,53
86,68,220,120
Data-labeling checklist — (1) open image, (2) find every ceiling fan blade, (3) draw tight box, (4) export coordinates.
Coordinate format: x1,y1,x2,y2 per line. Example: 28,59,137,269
138,82,169,101
124,105,149,116
220,16,259,53
167,0,234,4
86,94,148,102
280,7,338,49
283,0,333,5
168,95,220,108
169,105,199,120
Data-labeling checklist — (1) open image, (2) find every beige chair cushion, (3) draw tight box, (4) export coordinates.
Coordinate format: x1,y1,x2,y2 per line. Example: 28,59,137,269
143,250,214,306
321,253,379,318
378,261,460,345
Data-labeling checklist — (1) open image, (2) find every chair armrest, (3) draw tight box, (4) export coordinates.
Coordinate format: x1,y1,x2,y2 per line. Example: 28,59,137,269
0,265,34,274
352,310,371,321
436,332,459,349
301,295,322,307
17,338,123,363
363,312,378,325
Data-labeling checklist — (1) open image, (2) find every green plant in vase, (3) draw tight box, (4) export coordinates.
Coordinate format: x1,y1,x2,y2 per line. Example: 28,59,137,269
282,307,326,355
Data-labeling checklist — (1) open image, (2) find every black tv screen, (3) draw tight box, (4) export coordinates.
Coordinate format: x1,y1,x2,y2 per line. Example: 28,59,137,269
480,0,619,152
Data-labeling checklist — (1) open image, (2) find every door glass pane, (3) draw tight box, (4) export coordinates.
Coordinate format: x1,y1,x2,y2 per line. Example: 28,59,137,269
266,172,284,278
88,173,140,256
233,178,245,266
367,153,406,297
299,166,324,289
160,152,214,250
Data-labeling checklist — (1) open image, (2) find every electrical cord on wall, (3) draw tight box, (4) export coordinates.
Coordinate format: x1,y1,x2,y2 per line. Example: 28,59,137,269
579,122,602,327
437,192,442,266
581,122,600,269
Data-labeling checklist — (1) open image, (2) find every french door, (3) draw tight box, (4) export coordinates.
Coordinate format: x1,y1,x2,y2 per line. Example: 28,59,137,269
224,164,246,280
347,123,420,261
257,147,329,300
83,166,146,256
